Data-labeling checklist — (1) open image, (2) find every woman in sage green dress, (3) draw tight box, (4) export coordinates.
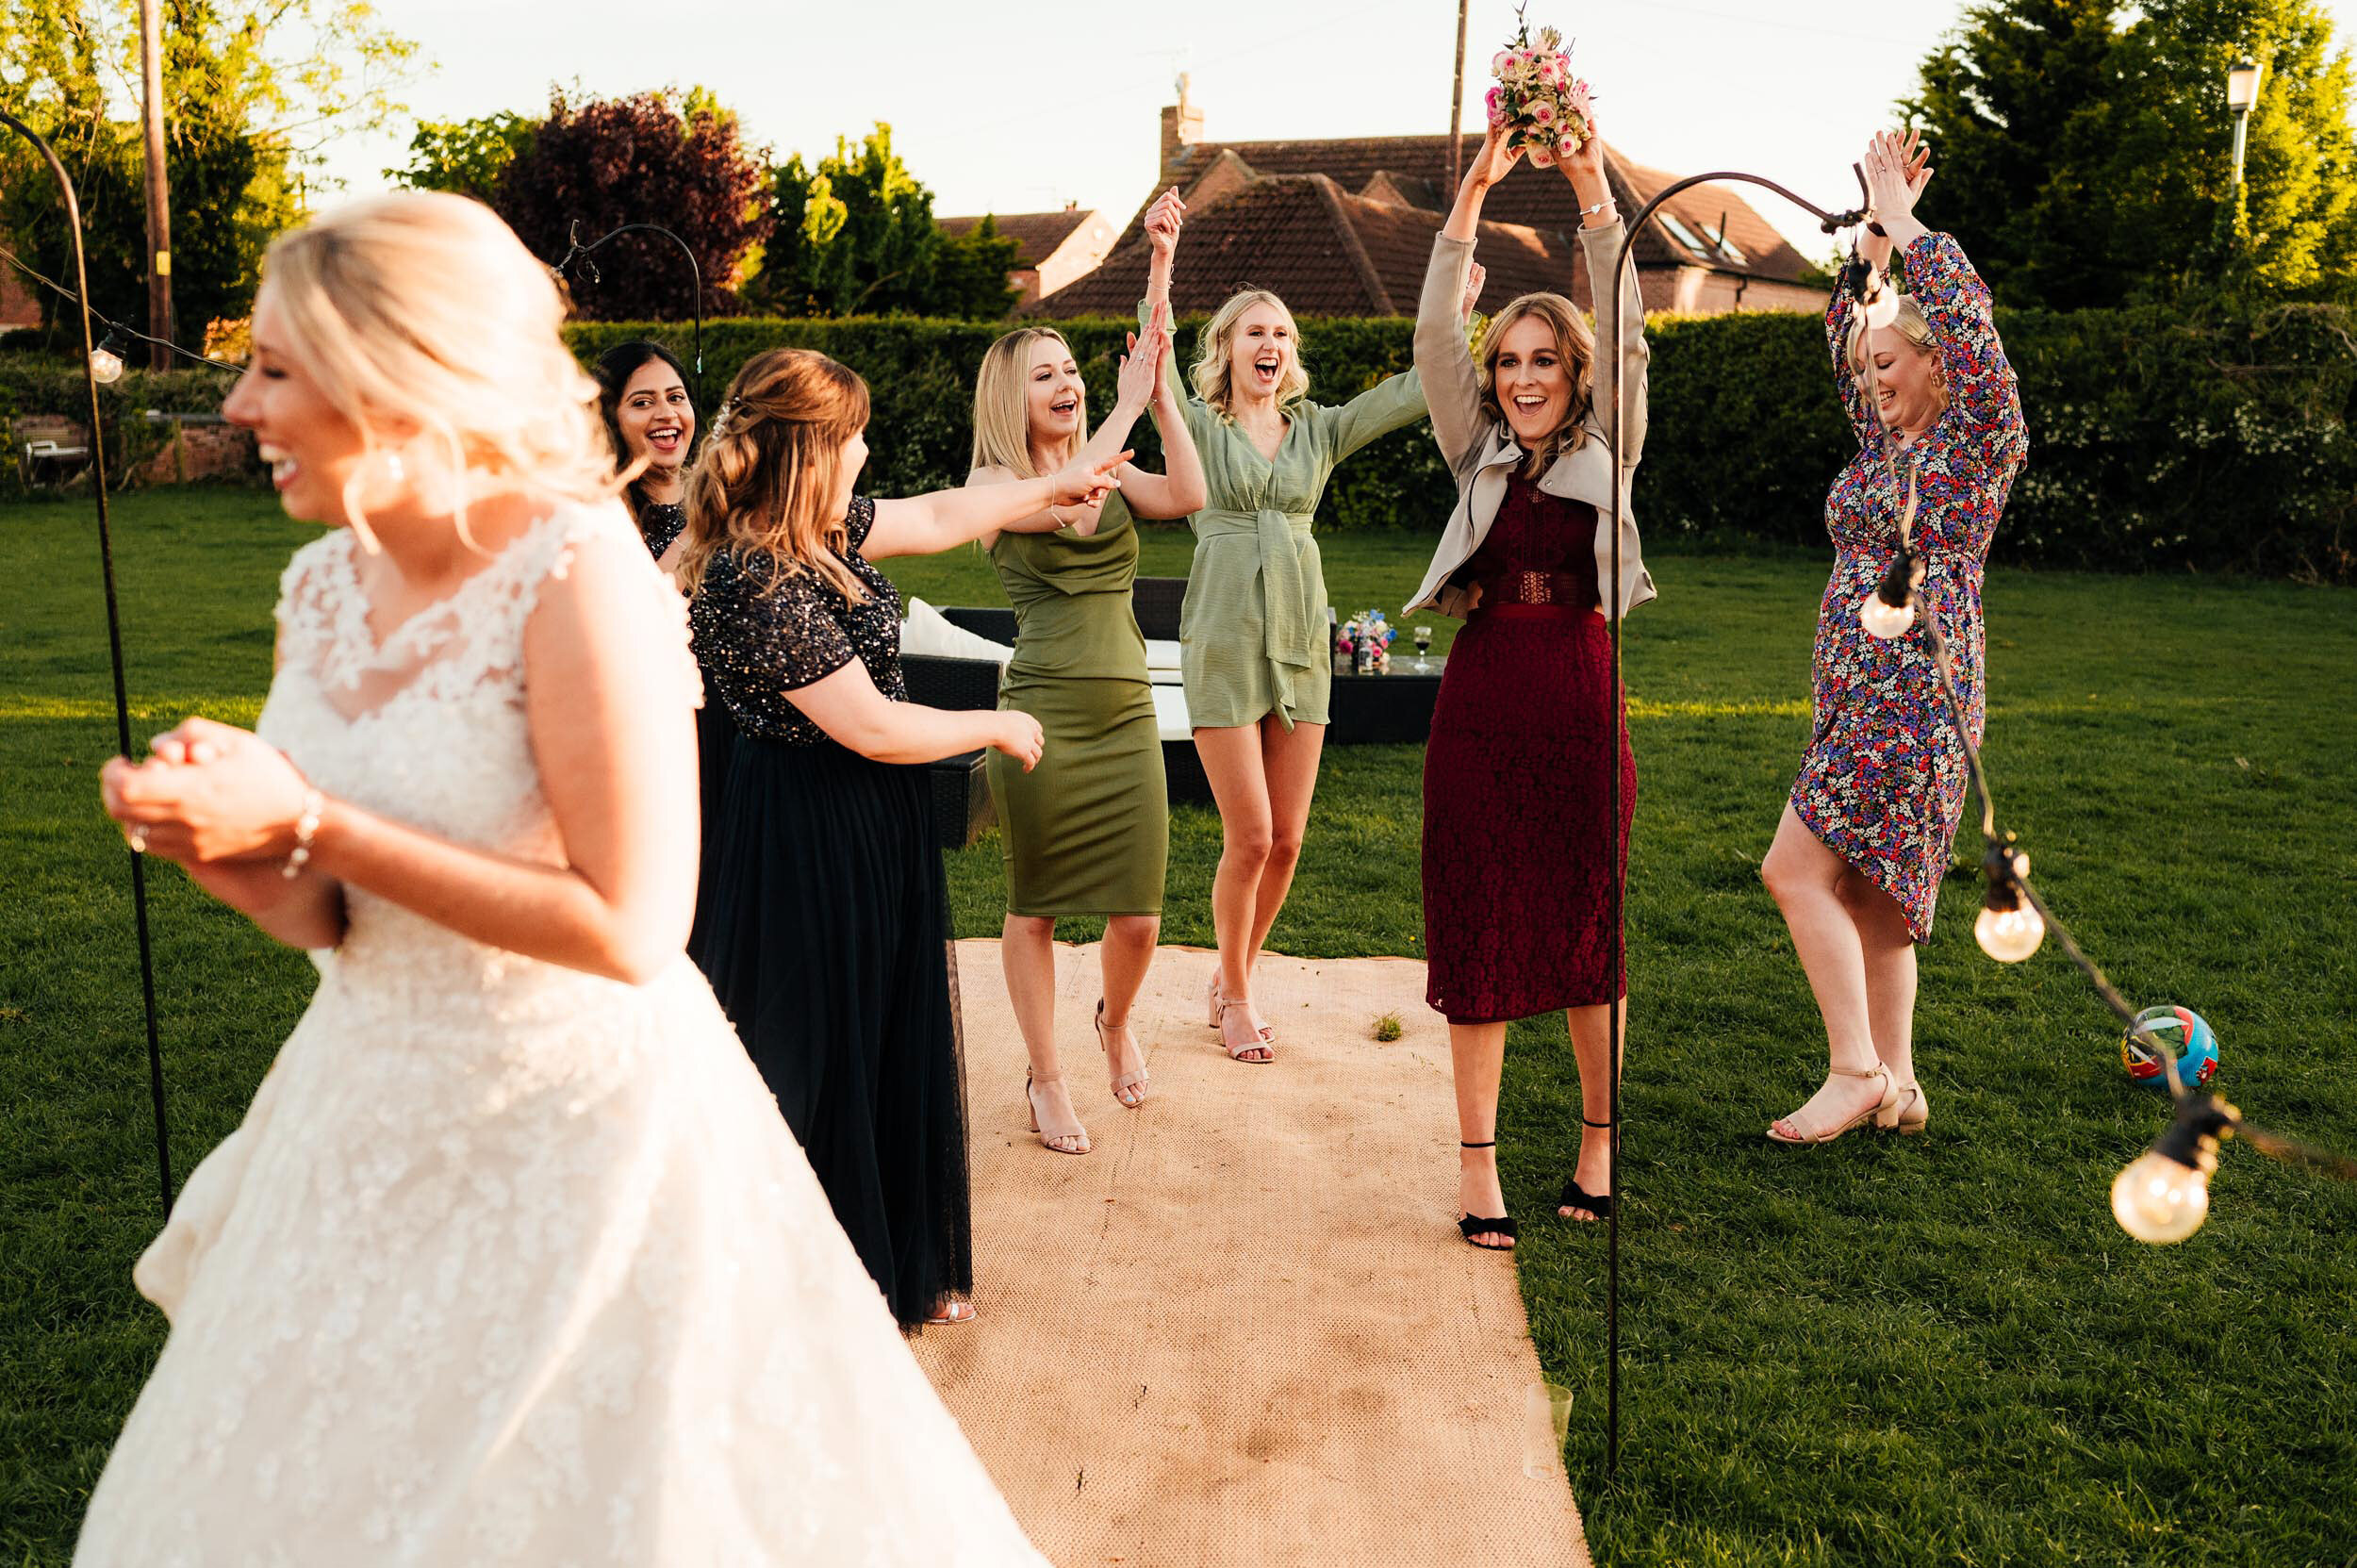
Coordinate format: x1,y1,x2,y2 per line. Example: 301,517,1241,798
966,312,1206,1155
1138,189,1430,1063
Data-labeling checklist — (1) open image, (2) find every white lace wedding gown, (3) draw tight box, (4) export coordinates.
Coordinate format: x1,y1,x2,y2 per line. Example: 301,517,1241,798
74,502,1046,1566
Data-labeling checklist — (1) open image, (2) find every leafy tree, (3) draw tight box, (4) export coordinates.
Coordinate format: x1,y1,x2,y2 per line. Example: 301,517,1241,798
931,214,1022,320
490,87,771,321
387,111,536,203
1904,0,2356,306
0,0,419,342
752,123,975,317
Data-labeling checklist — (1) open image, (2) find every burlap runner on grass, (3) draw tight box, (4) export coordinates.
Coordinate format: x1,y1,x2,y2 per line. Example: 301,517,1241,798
914,941,1591,1568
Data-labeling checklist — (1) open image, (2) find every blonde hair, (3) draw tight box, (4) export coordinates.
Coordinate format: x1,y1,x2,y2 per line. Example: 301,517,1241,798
971,327,1082,479
676,348,872,603
1845,296,1949,416
257,191,617,544
1477,290,1597,477
1190,289,1310,416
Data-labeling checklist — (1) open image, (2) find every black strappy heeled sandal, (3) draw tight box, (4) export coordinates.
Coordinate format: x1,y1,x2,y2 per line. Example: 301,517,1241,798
1558,1117,1616,1221
1457,1141,1517,1250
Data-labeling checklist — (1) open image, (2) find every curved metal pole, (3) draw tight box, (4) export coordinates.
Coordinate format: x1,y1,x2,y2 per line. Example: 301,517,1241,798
560,222,705,406
1,107,174,1217
1600,169,1868,1480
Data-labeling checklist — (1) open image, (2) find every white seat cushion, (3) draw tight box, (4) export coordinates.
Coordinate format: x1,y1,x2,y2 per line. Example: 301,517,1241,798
1151,684,1193,742
900,598,1014,665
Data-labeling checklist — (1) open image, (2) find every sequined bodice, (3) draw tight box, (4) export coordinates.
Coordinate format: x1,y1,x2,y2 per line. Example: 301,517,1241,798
688,495,904,745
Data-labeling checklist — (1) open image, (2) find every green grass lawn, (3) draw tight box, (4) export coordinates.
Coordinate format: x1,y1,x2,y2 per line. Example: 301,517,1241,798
5,489,2354,1565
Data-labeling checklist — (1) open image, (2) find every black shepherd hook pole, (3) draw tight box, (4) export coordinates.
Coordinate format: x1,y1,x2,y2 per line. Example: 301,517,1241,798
2,107,175,1217
552,221,705,405
1600,167,1868,1481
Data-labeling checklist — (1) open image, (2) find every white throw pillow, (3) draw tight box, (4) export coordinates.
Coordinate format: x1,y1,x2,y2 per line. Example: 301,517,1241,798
900,598,1014,666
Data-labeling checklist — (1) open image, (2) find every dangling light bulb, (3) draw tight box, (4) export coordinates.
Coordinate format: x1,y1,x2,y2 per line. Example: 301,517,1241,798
1859,592,1914,639
88,332,125,385
2110,1149,2210,1244
1864,288,1902,330
1975,902,2046,962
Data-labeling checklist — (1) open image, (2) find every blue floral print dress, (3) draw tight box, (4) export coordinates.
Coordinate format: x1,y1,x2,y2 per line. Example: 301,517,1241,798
1790,232,2028,941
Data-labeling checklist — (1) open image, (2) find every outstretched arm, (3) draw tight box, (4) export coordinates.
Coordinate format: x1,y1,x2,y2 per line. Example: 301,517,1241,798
1140,188,1190,407
866,448,1129,560
787,657,1044,771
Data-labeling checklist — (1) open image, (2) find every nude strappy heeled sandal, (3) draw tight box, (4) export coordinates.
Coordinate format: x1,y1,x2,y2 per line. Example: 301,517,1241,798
1206,975,1274,1063
1096,999,1149,1109
1026,1072,1090,1155
1765,1061,1902,1146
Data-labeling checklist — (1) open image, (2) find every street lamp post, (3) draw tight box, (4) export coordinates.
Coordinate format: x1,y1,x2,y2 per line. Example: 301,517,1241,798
2227,55,2263,190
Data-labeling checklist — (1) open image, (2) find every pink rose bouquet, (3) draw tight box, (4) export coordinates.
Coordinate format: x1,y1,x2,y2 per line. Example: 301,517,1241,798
1487,6,1590,170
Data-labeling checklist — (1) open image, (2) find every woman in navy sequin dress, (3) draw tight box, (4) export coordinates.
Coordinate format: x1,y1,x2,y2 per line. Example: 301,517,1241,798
1763,131,2027,1146
678,348,1124,1328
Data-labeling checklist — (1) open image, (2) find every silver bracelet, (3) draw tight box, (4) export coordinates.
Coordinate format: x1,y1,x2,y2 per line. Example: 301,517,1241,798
281,784,325,880
1581,198,1616,219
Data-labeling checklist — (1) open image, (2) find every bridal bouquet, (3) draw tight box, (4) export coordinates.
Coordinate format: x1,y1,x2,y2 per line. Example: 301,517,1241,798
1486,7,1590,169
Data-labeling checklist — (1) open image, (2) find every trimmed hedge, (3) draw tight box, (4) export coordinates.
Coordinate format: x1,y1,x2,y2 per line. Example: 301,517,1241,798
569,303,2354,582
0,356,247,492
6,301,2347,581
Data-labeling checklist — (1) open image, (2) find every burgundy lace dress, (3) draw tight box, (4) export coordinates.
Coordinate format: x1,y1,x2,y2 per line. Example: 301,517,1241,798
1422,473,1636,1023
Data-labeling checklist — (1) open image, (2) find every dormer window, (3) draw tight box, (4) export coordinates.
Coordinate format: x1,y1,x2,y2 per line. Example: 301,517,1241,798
1656,212,1706,257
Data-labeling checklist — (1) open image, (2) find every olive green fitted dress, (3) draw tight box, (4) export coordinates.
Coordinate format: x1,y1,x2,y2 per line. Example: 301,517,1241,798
987,492,1169,916
1149,305,1428,730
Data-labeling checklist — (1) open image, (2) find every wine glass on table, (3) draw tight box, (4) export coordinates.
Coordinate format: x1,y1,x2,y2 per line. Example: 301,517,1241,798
1413,624,1433,671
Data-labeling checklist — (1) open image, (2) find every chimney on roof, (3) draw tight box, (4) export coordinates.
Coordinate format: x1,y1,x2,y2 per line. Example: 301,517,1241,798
1161,72,1204,186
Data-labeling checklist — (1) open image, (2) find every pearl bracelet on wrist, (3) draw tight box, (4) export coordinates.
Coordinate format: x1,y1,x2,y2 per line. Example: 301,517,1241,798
282,785,325,880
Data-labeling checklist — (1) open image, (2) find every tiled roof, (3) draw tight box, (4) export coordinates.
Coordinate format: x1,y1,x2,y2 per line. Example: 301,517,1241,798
936,209,1096,266
1026,173,1682,320
1148,132,1812,283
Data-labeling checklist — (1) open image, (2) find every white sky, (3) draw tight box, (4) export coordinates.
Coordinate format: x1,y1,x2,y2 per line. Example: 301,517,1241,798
323,0,2352,261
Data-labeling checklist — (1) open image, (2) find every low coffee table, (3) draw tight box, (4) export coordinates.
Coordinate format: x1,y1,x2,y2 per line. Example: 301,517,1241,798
1327,653,1447,746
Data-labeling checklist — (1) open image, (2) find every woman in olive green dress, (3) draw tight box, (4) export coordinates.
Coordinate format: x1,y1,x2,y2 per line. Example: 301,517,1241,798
1137,189,1430,1063
967,310,1206,1155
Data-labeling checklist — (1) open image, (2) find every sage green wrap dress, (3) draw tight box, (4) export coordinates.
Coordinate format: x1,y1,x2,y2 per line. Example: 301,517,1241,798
1150,304,1429,730
987,492,1169,916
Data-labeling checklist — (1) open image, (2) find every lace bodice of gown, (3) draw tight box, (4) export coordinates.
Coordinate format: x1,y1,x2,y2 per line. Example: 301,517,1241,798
78,496,1050,1566
254,499,698,1019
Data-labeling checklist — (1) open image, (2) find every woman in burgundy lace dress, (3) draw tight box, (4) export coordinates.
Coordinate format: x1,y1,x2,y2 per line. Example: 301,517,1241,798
1408,111,1655,1250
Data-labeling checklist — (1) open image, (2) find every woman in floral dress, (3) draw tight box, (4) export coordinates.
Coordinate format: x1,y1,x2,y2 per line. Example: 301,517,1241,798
1762,129,2028,1145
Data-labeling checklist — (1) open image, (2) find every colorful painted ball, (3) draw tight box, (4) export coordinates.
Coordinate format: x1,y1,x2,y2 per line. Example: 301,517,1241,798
2120,1005,2219,1091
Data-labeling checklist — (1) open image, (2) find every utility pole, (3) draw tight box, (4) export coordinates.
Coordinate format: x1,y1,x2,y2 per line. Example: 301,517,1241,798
1447,0,1469,195
139,0,172,369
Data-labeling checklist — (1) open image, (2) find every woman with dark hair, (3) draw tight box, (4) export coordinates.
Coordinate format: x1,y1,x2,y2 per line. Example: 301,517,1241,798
593,338,697,561
679,345,1131,1330
1409,100,1652,1251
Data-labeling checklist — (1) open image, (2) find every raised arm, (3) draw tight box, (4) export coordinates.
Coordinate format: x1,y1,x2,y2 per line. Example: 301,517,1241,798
1826,282,1881,451
104,532,706,983
1419,125,1524,469
1556,90,1648,468
1900,231,2025,468
1122,322,1210,519
1140,188,1191,409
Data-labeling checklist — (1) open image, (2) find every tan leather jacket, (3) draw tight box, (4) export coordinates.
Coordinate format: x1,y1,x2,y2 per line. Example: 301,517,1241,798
1406,222,1656,620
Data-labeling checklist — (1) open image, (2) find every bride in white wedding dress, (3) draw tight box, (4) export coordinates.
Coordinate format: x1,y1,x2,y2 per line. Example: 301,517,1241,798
83,192,1045,1566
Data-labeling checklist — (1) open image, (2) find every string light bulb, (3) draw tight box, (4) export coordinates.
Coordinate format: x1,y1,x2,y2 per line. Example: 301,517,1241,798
88,331,125,385
2111,1095,2236,1245
1975,844,2046,962
1860,544,1918,640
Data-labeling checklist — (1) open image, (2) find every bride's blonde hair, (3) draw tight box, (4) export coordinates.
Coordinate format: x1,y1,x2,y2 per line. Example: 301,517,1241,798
258,191,618,542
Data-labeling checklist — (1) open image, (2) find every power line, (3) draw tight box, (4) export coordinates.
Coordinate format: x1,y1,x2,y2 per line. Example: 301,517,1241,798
0,245,242,374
